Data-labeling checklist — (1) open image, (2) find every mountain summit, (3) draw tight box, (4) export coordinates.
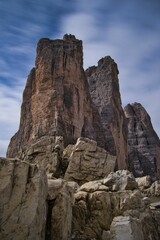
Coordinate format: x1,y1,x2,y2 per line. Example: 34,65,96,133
7,34,160,180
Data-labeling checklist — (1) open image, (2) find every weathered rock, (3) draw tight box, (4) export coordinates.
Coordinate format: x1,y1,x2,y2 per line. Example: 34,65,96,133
78,170,138,193
46,179,75,240
86,57,128,170
103,170,138,191
110,212,160,240
72,190,113,239
124,102,160,181
136,176,152,190
152,181,160,196
14,136,65,177
72,187,146,239
71,172,160,240
110,216,144,240
7,34,106,158
145,180,160,197
62,144,74,173
0,157,47,240
152,210,160,237
102,230,111,240
64,137,116,185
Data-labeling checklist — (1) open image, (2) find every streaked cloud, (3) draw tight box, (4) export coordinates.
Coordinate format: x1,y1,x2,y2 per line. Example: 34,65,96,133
0,83,22,156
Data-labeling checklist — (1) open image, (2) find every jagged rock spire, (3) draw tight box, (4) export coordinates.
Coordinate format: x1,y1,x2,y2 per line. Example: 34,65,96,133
124,102,160,180
7,34,106,157
86,56,128,169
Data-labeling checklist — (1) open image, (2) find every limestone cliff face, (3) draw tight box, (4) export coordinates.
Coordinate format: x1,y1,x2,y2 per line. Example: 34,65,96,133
7,34,105,157
86,57,128,170
124,103,160,180
0,158,47,240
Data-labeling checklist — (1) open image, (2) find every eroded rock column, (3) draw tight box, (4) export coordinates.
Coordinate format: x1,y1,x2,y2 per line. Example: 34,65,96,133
124,102,160,180
86,57,128,170
7,34,105,158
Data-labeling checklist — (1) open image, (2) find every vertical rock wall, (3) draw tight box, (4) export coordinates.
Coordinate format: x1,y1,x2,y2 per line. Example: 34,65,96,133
86,57,128,169
7,34,105,157
124,103,160,180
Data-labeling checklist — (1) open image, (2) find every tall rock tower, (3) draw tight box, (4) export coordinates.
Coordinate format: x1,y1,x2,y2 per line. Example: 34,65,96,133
86,57,128,169
124,103,160,180
7,34,106,157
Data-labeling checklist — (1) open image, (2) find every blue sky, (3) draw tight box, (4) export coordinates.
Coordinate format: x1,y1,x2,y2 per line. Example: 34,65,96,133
0,0,160,156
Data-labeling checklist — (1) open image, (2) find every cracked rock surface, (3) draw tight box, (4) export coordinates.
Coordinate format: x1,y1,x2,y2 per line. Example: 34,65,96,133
0,158,48,240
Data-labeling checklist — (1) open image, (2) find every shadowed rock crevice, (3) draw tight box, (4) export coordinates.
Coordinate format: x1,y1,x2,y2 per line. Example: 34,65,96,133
45,199,55,240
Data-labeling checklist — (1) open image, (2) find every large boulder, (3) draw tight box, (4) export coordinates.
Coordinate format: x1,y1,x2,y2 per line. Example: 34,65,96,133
135,176,152,190
103,170,138,191
64,137,116,185
78,170,138,192
16,136,65,177
0,157,47,240
145,180,160,197
110,216,144,240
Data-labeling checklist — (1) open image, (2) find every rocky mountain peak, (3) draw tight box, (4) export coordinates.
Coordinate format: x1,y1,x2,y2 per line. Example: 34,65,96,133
97,56,119,73
86,55,127,169
63,33,77,41
6,35,160,181
7,35,106,157
124,102,160,180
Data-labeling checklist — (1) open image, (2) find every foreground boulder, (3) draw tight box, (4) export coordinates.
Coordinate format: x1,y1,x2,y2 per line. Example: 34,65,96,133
64,137,116,185
144,180,160,197
0,157,48,240
135,175,152,190
109,216,144,240
71,170,160,240
1,157,160,240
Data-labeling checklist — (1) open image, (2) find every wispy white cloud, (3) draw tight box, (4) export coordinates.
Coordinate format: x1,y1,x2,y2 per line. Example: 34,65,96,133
0,83,22,156
7,44,35,56
59,13,98,42
9,23,44,38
